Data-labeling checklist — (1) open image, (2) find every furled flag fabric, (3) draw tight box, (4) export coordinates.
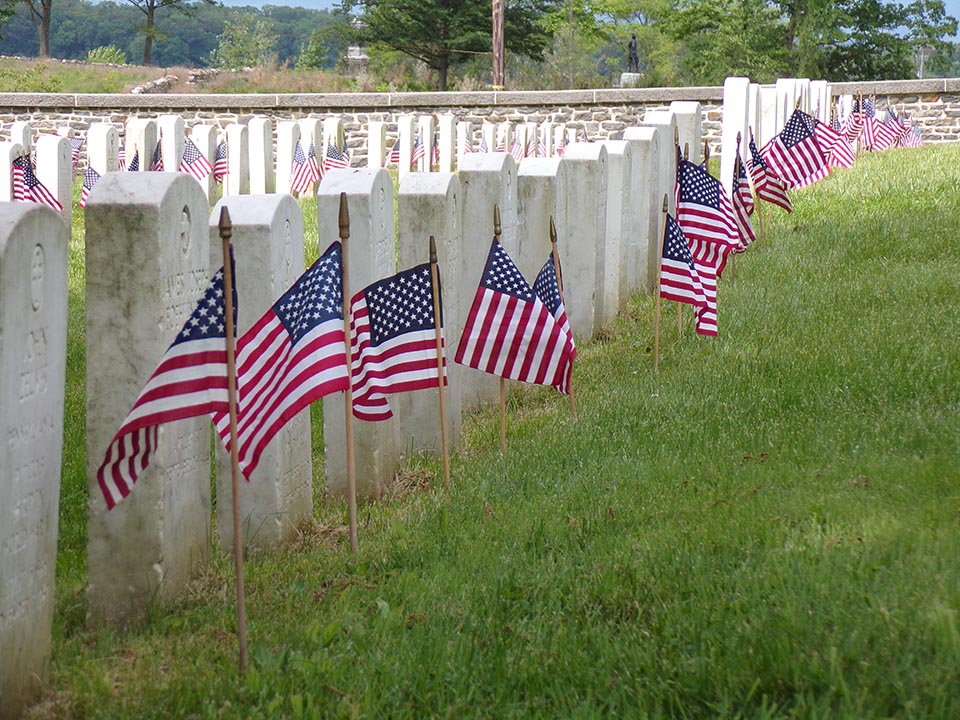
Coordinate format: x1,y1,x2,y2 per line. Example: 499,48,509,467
533,251,577,361
762,109,829,189
79,166,100,209
510,137,525,163
535,134,547,158
213,241,349,480
459,133,473,157
127,149,140,173
12,155,63,211
747,136,792,213
11,156,25,201
290,140,319,195
306,142,322,181
411,131,425,167
213,141,228,182
659,213,707,310
180,137,213,182
731,155,756,249
97,261,236,509
675,157,741,254
844,102,864,144
118,147,126,172
64,135,83,169
526,134,537,159
455,239,574,395
325,141,350,171
350,262,445,422
687,238,721,337
479,136,489,153
150,141,164,171
387,138,401,166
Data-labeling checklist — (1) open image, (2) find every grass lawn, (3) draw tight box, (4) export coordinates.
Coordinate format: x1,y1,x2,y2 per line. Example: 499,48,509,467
29,142,960,718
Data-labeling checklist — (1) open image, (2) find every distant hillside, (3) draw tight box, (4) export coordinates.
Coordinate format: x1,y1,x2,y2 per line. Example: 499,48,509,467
217,0,337,8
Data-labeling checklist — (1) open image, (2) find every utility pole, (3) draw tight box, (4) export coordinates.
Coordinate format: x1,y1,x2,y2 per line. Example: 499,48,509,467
492,0,504,89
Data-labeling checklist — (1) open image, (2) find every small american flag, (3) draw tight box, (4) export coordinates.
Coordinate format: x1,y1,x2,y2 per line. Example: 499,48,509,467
180,138,213,182
479,136,489,153
675,157,740,252
533,251,577,357
117,147,126,172
97,261,236,509
459,133,473,157
127,149,140,173
306,142,321,181
12,155,62,211
387,138,401,166
79,166,101,209
411,131,425,167
747,136,792,213
350,262,445,421
510,137,525,163
61,135,83,169
290,140,319,195
535,135,547,158
150,141,163,171
659,213,707,310
213,141,228,182
688,238,722,336
762,109,829,189
731,155,755,249
455,238,574,395
325,141,350,171
213,241,348,479
526,134,537,159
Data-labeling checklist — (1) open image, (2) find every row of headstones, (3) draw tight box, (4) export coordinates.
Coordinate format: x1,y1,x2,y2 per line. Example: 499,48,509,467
0,99,704,718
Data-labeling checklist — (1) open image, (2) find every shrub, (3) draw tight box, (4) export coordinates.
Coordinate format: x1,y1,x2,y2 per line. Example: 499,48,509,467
86,45,127,65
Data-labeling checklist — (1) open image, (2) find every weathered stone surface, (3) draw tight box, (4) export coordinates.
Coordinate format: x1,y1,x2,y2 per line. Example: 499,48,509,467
0,203,68,720
85,172,212,629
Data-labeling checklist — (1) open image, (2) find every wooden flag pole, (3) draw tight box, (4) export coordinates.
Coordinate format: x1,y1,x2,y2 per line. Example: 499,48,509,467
748,128,767,252
339,193,358,555
494,204,507,455
549,216,576,419
674,130,683,339
428,236,451,491
654,195,668,374
218,207,248,677
703,140,710,169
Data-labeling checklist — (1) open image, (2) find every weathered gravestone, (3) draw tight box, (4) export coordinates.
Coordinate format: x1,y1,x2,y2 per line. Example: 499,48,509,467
456,153,518,409
125,117,157,173
721,76,750,197
248,117,275,195
670,101,703,166
600,140,631,318
276,121,301,197
395,171,464,455
85,172,212,628
516,157,566,284
34,135,72,232
559,142,607,342
209,194,312,552
622,126,664,295
0,143,24,202
0,203,68,720
318,168,402,499
224,123,250,197
437,115,456,172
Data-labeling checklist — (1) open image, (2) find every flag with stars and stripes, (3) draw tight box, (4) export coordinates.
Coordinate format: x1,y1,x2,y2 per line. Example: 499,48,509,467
532,250,577,394
762,109,829,189
180,138,213,182
675,157,741,252
325,141,350,171
349,263,445,421
387,138,401,166
688,238,721,336
731,155,755,249
213,241,349,479
12,155,62,211
455,239,574,395
510,136,525,163
213,141,228,182
127,149,140,173
96,260,236,509
411,131,425,167
535,134,547,158
61,135,83,169
118,147,127,172
459,133,473,158
79,166,100,209
479,136,489,153
659,213,707,311
747,135,792,213
150,140,164,171
290,140,319,195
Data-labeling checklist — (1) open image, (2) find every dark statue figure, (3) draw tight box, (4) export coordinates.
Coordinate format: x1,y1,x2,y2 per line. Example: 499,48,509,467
627,33,639,73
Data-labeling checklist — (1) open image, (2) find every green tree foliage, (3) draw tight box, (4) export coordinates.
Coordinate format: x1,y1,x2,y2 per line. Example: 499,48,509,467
120,0,219,65
206,11,278,70
342,0,554,91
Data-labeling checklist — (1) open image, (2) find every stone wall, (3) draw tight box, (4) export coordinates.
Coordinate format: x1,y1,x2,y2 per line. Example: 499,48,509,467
1,78,957,167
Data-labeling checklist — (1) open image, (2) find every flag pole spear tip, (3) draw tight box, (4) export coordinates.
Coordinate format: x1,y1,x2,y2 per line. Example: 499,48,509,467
338,191,349,239
429,234,437,264
549,215,557,245
683,142,689,160
218,205,232,239
493,204,501,237
736,130,741,143
662,194,668,213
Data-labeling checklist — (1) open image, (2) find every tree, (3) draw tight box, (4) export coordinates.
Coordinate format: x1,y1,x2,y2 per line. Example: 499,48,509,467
207,12,278,70
343,0,555,91
121,0,218,65
22,0,53,57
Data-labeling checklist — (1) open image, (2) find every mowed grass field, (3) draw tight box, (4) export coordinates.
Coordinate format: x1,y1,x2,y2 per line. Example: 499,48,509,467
34,142,960,718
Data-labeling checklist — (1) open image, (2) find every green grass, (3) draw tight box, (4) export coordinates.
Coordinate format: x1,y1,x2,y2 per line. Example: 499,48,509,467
33,144,960,718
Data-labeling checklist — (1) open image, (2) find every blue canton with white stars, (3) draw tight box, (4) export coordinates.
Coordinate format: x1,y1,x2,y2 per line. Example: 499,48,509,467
365,263,439,346
481,241,534,301
678,158,719,206
273,242,343,345
533,253,562,316
172,261,237,347
663,215,694,265
780,112,815,149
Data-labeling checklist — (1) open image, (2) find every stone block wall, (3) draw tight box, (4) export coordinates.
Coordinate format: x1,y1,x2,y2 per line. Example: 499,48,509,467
0,78,957,169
